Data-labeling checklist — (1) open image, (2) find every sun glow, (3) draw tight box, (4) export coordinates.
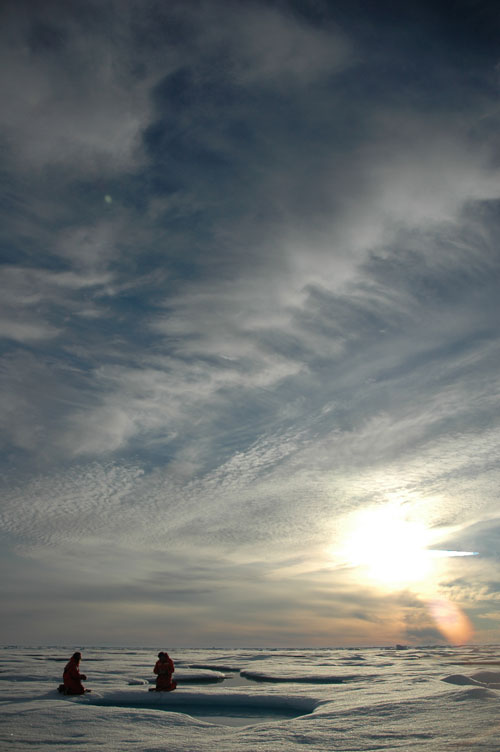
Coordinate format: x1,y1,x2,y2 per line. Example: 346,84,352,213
338,506,433,587
332,504,478,643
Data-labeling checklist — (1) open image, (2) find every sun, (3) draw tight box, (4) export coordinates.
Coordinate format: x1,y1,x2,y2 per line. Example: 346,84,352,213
338,505,433,587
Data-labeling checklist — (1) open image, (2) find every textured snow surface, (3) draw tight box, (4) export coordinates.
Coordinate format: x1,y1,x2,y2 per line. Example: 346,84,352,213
1,645,500,750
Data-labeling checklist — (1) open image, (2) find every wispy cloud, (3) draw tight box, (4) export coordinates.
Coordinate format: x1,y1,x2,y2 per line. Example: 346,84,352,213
1,0,500,645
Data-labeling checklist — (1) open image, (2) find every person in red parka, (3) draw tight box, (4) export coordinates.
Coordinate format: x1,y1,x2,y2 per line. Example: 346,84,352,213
153,651,177,691
61,651,87,695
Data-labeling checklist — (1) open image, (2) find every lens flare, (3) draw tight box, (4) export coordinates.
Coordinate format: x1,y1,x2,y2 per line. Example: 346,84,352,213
428,598,474,645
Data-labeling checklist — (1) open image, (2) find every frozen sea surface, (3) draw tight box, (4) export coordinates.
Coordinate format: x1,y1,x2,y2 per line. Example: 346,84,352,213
1,645,500,750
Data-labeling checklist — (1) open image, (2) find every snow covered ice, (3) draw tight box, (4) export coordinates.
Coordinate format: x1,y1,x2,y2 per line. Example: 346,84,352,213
1,645,500,750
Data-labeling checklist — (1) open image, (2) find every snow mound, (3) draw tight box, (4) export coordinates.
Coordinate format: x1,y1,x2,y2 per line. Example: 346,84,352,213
470,671,500,687
0,673,52,683
449,687,498,701
175,669,225,684
240,670,355,684
441,674,481,686
189,664,241,673
86,688,318,715
443,672,500,690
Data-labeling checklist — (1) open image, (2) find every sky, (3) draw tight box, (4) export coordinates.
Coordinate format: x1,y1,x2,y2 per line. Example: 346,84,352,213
1,0,500,648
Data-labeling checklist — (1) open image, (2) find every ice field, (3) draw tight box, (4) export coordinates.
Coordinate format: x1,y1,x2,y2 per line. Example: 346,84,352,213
1,645,500,751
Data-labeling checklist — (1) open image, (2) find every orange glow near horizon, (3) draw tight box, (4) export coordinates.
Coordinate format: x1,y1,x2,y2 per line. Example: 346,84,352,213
428,598,474,645
333,503,476,645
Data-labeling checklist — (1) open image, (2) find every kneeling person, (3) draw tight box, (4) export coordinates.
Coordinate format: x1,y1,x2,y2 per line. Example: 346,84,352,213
59,651,89,695
153,651,177,691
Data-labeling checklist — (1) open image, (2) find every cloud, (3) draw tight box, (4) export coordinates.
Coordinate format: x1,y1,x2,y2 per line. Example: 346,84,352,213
0,264,114,343
202,1,353,86
2,0,500,644
0,1,161,175
0,319,60,344
0,461,145,547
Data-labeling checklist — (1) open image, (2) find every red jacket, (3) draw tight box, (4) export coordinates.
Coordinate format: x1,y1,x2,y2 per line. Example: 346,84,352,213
63,657,85,695
154,655,176,691
154,656,174,677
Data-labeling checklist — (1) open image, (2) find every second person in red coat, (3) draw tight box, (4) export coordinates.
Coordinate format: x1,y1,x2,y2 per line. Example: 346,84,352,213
153,651,177,691
61,651,88,694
